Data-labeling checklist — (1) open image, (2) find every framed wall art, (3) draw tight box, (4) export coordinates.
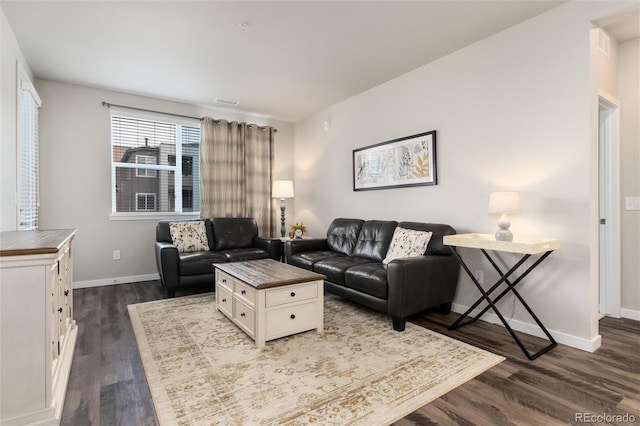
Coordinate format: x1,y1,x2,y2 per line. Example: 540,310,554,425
353,130,437,191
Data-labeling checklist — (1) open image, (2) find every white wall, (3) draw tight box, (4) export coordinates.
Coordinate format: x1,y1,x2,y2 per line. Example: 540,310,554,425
0,9,33,231
35,80,294,286
293,1,635,350
618,37,640,316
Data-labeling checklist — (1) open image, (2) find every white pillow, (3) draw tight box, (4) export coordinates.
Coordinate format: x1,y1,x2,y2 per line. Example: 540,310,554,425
169,220,210,253
382,227,433,265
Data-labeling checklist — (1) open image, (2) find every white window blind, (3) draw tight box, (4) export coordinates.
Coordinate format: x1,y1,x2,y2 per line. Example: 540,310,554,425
110,112,200,215
17,79,42,230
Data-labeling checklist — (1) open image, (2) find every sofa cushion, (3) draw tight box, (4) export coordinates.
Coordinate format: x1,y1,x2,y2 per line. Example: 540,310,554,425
169,220,210,253
398,222,456,255
219,248,270,262
382,227,432,265
345,263,388,299
289,251,346,271
179,251,227,275
326,218,364,256
212,218,258,250
352,220,398,261
314,256,375,285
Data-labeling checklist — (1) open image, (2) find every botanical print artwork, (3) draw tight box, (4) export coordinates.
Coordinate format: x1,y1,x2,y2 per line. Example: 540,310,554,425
353,131,436,191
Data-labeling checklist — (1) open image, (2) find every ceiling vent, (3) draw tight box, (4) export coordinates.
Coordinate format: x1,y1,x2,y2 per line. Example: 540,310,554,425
599,30,610,57
214,98,239,106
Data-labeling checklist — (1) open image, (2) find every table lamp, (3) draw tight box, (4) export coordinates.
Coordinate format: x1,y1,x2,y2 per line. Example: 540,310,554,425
272,180,294,237
488,191,521,242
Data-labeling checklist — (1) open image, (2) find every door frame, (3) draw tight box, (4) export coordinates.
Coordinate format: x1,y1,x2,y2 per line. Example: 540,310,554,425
598,91,621,318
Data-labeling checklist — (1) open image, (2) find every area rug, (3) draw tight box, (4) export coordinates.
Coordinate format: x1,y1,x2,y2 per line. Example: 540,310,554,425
128,293,504,425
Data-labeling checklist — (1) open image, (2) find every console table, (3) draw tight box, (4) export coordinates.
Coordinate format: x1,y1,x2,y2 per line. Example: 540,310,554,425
443,233,559,360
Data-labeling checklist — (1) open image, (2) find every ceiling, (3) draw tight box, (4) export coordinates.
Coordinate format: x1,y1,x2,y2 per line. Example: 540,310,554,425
2,1,574,122
603,11,640,43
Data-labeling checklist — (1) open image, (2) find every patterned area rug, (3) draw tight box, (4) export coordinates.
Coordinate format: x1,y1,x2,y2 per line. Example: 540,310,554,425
128,293,504,425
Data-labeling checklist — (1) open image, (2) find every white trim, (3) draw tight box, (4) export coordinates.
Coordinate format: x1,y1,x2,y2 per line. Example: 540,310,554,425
109,212,199,221
598,92,621,318
621,308,640,321
73,273,160,289
451,302,602,353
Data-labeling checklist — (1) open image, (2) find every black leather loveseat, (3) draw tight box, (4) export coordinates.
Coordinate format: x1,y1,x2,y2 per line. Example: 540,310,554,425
285,218,459,331
155,217,281,297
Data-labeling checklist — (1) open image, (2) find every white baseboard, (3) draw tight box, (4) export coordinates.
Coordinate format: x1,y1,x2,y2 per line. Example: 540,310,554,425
74,273,160,289
621,308,640,321
451,302,602,353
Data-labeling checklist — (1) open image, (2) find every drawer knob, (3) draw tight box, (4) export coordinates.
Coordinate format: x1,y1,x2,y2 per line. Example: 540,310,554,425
58,308,63,313
290,292,296,297
222,279,226,283
290,314,296,320
222,298,226,303
241,290,246,295
64,290,69,296
241,312,246,318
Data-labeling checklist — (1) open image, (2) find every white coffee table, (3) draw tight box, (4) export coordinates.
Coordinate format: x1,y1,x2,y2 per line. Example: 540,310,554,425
214,258,326,348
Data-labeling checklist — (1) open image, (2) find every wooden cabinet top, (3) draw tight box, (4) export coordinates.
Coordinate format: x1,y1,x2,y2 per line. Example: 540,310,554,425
0,229,77,257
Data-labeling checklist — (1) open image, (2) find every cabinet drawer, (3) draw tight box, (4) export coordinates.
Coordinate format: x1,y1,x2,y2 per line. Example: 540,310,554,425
233,298,255,337
235,281,256,305
216,270,233,293
216,286,232,317
266,301,318,339
266,282,318,307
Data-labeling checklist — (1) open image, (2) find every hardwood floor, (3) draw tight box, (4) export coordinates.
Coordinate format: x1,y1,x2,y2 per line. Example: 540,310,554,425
62,281,640,425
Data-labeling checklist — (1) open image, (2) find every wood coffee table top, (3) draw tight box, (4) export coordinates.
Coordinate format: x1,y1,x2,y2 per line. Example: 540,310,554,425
213,258,326,289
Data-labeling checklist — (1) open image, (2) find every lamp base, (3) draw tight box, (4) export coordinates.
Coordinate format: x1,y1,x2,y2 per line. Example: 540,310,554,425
495,212,513,242
280,201,286,237
495,229,513,242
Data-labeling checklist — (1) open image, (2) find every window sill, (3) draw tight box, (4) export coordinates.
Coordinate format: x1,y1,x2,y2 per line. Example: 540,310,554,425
109,212,200,221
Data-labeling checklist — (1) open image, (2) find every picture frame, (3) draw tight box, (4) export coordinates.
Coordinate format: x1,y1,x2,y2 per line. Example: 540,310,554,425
353,130,437,191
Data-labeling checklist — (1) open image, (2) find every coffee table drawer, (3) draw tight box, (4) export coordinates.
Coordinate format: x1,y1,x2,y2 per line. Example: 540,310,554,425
235,281,256,305
217,286,233,317
233,298,255,337
216,270,234,292
265,282,318,307
266,301,318,338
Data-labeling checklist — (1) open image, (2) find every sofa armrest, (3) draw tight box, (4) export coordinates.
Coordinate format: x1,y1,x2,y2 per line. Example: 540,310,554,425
155,242,180,289
255,237,282,260
386,255,460,319
285,238,328,260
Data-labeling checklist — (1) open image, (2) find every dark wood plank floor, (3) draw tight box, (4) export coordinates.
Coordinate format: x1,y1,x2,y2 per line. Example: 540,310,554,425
62,281,640,425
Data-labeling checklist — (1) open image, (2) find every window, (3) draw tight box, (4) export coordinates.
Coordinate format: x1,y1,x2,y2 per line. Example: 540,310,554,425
135,155,157,177
135,193,156,211
17,64,42,230
110,112,201,215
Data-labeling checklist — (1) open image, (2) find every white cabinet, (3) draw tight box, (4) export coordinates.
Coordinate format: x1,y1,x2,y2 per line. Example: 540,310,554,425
0,230,78,425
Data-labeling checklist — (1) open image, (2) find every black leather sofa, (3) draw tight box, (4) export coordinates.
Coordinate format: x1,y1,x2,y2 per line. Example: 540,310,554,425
285,218,460,331
155,217,281,297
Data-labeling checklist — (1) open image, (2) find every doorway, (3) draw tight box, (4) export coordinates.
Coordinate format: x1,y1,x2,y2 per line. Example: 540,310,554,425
598,93,621,318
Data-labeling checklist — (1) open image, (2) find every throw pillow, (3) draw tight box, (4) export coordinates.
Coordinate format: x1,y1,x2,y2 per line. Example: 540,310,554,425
169,220,210,253
382,227,433,265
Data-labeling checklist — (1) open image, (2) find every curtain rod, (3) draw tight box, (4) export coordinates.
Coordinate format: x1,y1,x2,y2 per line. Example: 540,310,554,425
101,101,202,121
101,101,277,131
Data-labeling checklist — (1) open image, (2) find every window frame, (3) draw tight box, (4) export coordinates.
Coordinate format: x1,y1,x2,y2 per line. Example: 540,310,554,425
109,109,201,220
16,61,42,230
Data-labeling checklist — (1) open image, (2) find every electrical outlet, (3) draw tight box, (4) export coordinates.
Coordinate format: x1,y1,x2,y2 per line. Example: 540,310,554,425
474,270,484,284
113,250,121,260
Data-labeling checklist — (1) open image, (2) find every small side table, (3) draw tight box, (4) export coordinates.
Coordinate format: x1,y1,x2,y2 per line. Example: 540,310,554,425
443,233,560,360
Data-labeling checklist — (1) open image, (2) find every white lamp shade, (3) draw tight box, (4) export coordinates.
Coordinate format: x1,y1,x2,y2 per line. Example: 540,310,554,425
488,191,521,214
272,180,294,198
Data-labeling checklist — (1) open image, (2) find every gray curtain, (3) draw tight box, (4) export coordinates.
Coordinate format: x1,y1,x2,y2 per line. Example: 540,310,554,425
200,117,276,236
